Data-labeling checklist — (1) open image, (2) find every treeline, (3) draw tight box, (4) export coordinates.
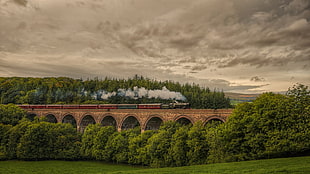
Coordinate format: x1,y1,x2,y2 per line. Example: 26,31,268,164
0,84,309,167
0,76,231,109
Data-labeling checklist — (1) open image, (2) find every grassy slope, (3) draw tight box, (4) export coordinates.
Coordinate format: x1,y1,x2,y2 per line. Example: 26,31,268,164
0,161,143,174
124,156,310,174
0,156,309,174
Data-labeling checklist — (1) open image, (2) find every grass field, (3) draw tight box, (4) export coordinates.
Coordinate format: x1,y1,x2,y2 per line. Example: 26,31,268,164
0,156,309,174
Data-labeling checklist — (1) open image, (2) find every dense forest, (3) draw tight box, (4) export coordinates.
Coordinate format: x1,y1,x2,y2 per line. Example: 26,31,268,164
0,76,231,109
0,84,309,167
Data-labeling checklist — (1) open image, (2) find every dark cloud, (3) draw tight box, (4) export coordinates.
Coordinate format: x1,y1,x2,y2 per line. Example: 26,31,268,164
13,0,27,6
250,76,266,82
191,65,208,71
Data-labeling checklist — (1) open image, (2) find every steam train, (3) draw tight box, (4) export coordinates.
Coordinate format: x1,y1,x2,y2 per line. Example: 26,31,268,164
17,103,190,110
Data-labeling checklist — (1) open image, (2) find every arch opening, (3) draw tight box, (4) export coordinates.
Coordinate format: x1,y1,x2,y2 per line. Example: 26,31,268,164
176,117,192,126
101,116,117,128
205,118,224,128
145,117,163,131
45,114,57,123
80,115,96,132
62,115,77,128
121,116,140,131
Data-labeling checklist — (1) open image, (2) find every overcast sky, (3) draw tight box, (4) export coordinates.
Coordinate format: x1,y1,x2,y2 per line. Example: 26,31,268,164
0,0,309,93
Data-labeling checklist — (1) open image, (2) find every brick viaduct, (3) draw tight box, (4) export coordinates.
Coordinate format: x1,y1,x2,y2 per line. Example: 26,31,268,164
25,109,233,132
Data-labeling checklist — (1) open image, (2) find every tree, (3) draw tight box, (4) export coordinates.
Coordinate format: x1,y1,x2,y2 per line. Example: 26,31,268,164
5,119,31,159
92,126,116,160
145,122,181,167
50,123,81,160
80,124,101,159
187,122,209,165
128,130,155,165
103,127,140,163
0,123,12,160
168,125,190,166
211,85,310,162
0,104,26,125
16,121,81,160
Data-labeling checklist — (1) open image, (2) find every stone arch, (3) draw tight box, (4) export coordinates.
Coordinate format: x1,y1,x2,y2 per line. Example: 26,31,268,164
175,115,193,125
79,115,96,132
101,115,117,129
205,115,226,123
62,114,77,129
45,114,57,123
144,115,164,131
121,115,141,131
204,115,226,128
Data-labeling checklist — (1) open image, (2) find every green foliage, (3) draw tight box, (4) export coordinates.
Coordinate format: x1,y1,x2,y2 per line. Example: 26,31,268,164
145,122,182,167
0,124,12,160
168,125,190,167
92,126,116,160
0,104,26,125
16,122,81,160
0,76,231,109
205,123,227,164
80,124,102,159
5,120,32,159
209,84,310,163
128,130,156,165
104,127,141,163
2,120,81,160
186,122,209,165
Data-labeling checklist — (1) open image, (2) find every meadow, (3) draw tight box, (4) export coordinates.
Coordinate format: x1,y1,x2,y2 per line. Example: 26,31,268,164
1,156,309,174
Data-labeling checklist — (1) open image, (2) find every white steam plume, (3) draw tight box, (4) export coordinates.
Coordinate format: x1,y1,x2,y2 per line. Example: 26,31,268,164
99,86,186,101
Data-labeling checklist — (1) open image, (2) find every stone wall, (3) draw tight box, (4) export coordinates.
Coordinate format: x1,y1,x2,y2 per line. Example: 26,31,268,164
25,109,233,132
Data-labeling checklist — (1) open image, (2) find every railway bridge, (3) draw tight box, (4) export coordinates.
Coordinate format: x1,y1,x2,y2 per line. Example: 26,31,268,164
25,109,233,132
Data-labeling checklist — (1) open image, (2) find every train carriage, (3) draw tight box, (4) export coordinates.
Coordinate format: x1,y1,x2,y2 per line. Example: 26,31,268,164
117,104,138,109
78,105,98,109
29,105,46,109
138,104,161,109
98,104,118,109
62,105,79,109
46,105,63,109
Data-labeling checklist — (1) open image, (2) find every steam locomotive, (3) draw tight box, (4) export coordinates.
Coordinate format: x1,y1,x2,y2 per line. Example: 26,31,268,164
18,103,190,110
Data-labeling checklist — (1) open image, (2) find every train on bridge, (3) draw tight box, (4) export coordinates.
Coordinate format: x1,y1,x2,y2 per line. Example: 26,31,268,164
18,103,190,110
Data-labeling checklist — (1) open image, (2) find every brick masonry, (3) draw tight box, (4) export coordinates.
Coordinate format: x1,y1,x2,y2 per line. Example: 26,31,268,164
25,109,233,132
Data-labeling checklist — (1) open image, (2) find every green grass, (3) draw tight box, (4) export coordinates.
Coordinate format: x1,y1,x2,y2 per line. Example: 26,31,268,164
1,156,310,174
0,161,143,174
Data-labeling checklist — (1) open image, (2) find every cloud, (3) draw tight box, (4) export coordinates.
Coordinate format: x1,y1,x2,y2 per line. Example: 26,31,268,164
13,0,27,6
0,0,309,93
250,76,266,82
